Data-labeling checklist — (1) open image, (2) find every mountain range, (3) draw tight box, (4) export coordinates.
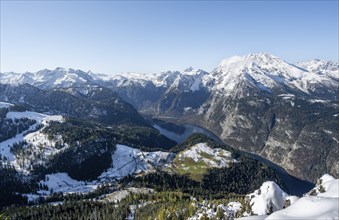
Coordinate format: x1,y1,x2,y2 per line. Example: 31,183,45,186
1,53,337,182
0,52,338,219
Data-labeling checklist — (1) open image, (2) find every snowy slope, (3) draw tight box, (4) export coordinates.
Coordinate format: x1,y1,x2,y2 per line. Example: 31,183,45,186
32,144,174,196
95,67,208,93
266,175,339,220
97,72,163,87
173,142,237,181
6,111,63,125
99,144,174,180
177,143,235,168
0,110,63,172
297,59,339,75
38,173,98,195
162,68,208,92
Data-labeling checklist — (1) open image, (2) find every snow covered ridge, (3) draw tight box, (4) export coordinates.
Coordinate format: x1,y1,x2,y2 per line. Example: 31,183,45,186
206,53,339,95
0,68,96,89
99,144,173,180
27,143,232,197
238,174,339,220
177,142,236,168
26,144,173,198
0,66,209,92
297,59,339,73
1,53,337,95
25,143,235,198
172,142,237,181
0,110,64,172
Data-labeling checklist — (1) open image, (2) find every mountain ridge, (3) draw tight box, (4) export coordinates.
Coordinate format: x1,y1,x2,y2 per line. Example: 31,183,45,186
1,53,338,182
1,53,338,96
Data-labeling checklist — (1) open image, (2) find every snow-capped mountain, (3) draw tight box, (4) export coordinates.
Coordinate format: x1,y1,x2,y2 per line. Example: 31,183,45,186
96,53,337,114
297,59,339,74
1,53,338,182
0,67,97,89
96,67,210,115
1,53,337,96
204,53,338,98
1,53,337,102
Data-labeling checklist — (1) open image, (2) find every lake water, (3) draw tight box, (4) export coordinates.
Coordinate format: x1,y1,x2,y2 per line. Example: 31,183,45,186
153,121,314,196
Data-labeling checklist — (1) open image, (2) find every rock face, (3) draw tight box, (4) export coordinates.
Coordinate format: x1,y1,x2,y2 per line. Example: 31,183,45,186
196,54,339,182
116,54,337,182
1,53,338,182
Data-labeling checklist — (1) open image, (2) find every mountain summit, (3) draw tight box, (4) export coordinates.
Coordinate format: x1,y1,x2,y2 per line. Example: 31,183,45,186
1,53,338,182
207,53,338,97
1,53,337,99
0,68,97,89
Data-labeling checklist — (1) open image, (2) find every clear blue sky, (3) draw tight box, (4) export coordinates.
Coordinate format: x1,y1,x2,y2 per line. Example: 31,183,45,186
1,1,338,74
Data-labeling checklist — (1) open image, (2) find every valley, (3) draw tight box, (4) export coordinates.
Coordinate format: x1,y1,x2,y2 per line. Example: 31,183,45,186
0,53,338,219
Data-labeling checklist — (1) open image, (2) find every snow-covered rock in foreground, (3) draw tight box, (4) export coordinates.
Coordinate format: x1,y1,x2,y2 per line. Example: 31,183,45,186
319,173,336,185
307,174,338,198
266,175,339,219
246,181,289,215
266,196,338,220
239,174,339,220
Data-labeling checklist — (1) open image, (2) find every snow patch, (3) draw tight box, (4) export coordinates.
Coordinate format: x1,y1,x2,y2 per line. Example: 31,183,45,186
266,196,339,220
99,144,173,180
38,173,98,195
0,102,14,108
178,143,235,168
6,111,63,125
189,200,242,220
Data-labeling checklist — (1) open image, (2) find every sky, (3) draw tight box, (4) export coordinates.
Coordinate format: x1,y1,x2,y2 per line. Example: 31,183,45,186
0,1,338,74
